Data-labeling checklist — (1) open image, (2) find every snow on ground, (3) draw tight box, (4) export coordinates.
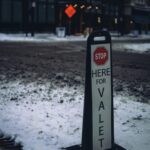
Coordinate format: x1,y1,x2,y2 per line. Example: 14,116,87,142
0,32,150,54
123,43,150,53
0,33,87,43
0,75,150,150
114,43,150,54
0,33,150,149
0,76,84,150
114,94,150,150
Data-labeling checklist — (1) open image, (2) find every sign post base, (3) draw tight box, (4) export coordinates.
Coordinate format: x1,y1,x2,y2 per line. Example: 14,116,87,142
62,144,126,150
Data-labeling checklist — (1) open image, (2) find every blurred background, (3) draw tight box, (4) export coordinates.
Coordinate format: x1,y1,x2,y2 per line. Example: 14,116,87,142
0,0,150,35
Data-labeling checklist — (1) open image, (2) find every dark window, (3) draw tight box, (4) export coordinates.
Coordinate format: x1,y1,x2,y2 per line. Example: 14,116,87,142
13,0,22,23
39,0,46,2
1,0,11,23
47,4,55,23
38,3,46,23
48,0,54,2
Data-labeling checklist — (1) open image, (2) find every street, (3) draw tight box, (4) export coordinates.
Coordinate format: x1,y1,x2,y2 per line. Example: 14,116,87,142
0,41,150,102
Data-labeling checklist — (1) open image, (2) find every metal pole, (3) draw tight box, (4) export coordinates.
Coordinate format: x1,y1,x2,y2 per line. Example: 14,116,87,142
31,0,36,37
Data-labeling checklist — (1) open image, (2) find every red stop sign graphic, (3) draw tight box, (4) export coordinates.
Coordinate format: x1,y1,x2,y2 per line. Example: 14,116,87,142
94,47,108,65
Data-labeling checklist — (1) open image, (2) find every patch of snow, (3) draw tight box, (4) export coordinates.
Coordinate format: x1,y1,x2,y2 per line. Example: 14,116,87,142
0,32,150,54
112,43,150,54
0,33,87,43
0,32,150,43
0,79,84,150
0,78,150,150
114,94,150,150
123,43,150,53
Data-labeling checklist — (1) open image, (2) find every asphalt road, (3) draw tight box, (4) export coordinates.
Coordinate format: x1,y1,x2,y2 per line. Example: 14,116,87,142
0,41,150,101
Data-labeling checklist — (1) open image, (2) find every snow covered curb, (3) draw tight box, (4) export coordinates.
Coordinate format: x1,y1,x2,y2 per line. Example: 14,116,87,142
113,43,150,54
0,33,88,43
0,33,150,43
0,33,150,54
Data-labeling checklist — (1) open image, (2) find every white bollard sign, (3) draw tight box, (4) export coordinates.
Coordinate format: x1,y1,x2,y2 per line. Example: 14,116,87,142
62,31,126,150
91,45,112,150
82,31,114,150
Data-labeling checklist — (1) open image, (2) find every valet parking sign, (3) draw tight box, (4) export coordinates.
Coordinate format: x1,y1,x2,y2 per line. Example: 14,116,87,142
82,31,114,150
67,31,125,150
91,44,113,150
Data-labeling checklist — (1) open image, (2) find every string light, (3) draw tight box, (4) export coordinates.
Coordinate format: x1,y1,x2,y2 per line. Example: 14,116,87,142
115,18,118,24
130,20,133,24
97,17,101,23
87,5,92,9
96,6,99,10
80,5,85,9
74,4,78,8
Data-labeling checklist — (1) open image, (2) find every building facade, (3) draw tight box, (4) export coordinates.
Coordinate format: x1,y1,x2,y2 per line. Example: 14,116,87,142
0,0,55,32
0,0,149,34
130,0,150,34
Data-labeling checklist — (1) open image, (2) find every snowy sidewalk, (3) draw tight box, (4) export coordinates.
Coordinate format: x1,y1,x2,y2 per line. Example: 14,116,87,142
0,33,87,43
0,32,150,54
0,32,150,43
